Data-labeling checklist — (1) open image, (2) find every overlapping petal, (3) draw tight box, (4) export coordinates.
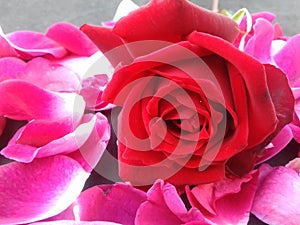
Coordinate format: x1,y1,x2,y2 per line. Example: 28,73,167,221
0,80,85,121
136,180,213,225
0,57,26,81
274,34,300,87
3,30,68,59
19,57,81,92
113,0,238,43
46,22,98,56
46,182,147,225
251,163,300,225
0,155,90,225
31,221,121,225
187,171,259,225
1,113,110,168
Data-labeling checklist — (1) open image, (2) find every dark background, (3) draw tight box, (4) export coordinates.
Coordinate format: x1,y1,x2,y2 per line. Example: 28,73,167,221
0,1,298,225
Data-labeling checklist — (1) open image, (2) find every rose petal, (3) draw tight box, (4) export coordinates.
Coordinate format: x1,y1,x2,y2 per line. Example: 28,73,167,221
0,57,26,81
0,80,85,121
188,32,294,148
73,113,110,170
47,183,146,224
1,113,110,166
18,57,81,92
135,180,212,225
0,34,18,57
245,18,274,64
31,221,121,225
79,74,109,109
80,25,133,67
256,125,294,164
0,155,90,224
113,0,238,43
233,12,276,48
274,34,300,87
4,31,68,59
187,171,259,225
46,22,98,56
251,164,300,225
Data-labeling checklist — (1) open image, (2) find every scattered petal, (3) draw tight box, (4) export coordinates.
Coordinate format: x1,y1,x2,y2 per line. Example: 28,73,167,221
31,221,121,225
18,57,81,92
187,171,259,225
46,22,98,56
251,164,300,225
0,155,90,224
47,183,146,225
136,180,212,225
0,80,85,122
4,31,68,59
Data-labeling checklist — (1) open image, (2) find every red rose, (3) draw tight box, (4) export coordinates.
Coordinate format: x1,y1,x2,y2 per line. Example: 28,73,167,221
81,0,294,186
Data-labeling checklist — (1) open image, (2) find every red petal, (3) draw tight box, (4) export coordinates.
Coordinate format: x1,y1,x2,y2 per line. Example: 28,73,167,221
113,0,238,43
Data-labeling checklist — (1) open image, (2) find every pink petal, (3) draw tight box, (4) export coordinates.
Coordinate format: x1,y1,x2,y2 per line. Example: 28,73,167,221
251,163,300,225
18,57,81,92
5,31,68,60
1,118,75,163
233,12,276,48
47,183,146,224
0,57,26,81
256,125,294,164
46,22,98,56
0,155,90,224
79,74,109,109
0,36,18,57
0,80,85,121
245,18,274,64
274,34,300,87
16,118,74,147
136,180,211,225
1,144,39,163
75,113,110,170
1,113,110,165
31,221,121,225
187,171,259,225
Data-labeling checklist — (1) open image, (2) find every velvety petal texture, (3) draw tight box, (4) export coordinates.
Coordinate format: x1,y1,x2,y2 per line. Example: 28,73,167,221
19,57,81,92
0,155,90,224
47,182,147,225
113,0,238,43
100,30,294,186
4,30,68,59
274,34,300,87
187,171,259,225
251,163,300,225
1,113,110,167
46,22,98,56
81,0,238,66
31,221,121,225
256,125,294,164
31,220,121,225
0,80,85,121
244,18,274,64
136,180,213,225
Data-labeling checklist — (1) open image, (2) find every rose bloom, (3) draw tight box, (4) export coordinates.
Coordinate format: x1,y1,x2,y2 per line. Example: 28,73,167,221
82,0,294,186
0,22,111,224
